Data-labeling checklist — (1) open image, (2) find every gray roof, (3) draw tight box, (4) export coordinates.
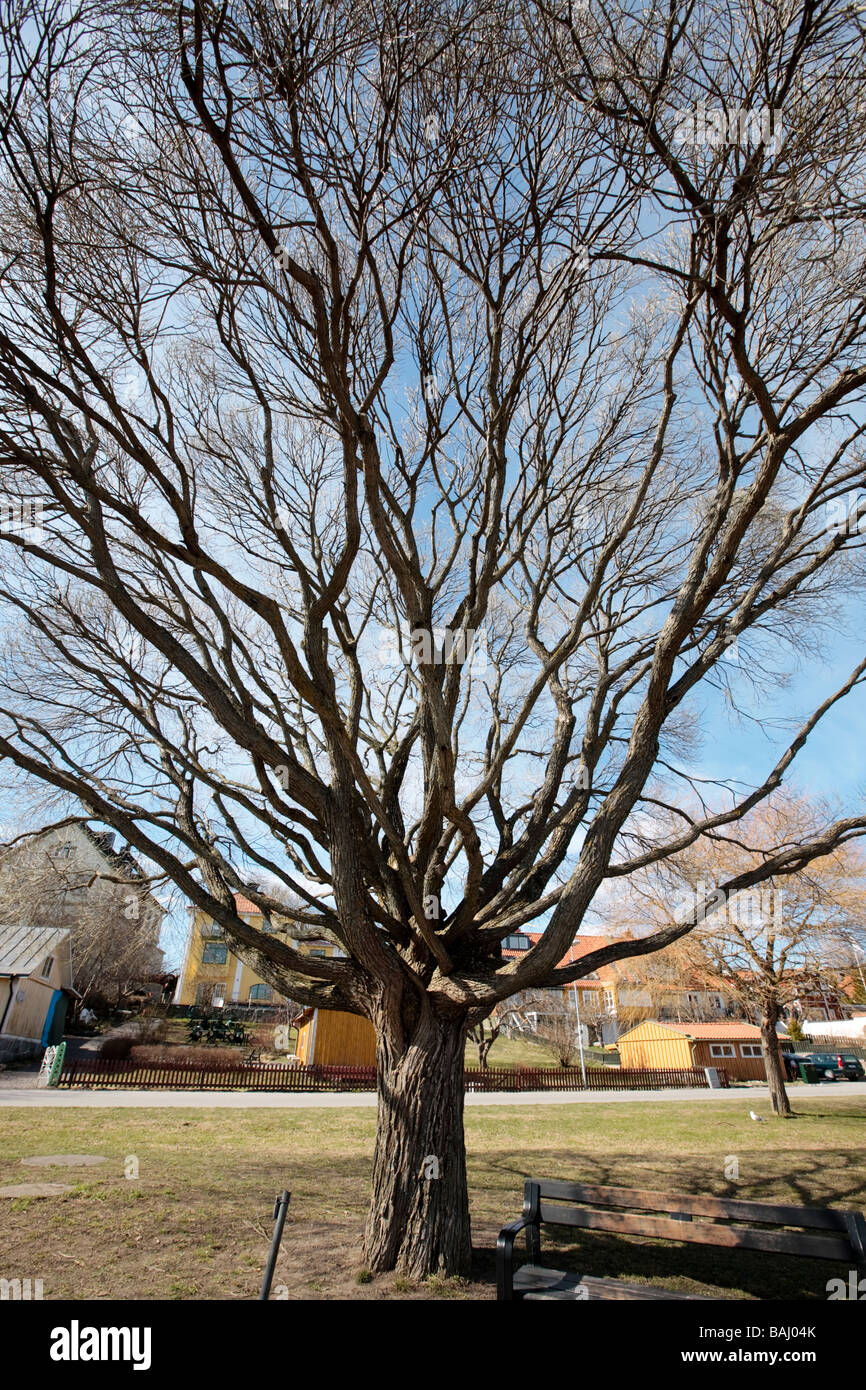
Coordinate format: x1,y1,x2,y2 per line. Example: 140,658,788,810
0,923,70,977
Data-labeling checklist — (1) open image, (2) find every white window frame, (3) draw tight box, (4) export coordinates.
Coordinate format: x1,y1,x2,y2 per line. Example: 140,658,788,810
740,1043,763,1058
709,1043,735,1058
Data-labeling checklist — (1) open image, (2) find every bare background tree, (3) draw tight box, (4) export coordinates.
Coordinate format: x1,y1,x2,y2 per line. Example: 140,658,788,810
0,0,865,1275
0,822,165,1011
607,793,866,1114
531,1003,585,1069
467,1007,502,1069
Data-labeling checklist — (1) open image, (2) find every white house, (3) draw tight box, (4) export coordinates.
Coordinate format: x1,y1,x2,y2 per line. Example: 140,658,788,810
0,923,77,1060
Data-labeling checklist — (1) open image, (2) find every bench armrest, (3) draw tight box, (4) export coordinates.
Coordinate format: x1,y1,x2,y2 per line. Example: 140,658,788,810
497,1216,538,1300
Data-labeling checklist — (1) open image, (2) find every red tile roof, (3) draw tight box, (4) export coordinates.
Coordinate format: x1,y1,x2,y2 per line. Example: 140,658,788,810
501,932,620,979
650,1021,762,1040
233,892,264,915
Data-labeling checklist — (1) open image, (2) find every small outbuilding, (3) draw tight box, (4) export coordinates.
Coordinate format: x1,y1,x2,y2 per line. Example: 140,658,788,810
0,924,78,1061
293,1007,377,1067
617,1019,769,1081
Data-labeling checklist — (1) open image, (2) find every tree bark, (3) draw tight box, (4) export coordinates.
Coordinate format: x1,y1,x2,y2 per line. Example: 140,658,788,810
363,1011,472,1278
761,1001,792,1117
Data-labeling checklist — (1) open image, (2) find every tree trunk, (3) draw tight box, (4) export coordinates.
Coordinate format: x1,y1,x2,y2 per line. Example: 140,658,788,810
363,1012,472,1278
761,1002,792,1117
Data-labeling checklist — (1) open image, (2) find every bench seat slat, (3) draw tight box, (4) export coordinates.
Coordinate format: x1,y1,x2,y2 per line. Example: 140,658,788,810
537,1201,853,1260
514,1266,713,1301
535,1180,853,1230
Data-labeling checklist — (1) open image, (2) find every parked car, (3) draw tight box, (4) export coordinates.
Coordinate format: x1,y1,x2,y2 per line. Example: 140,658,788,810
783,1051,865,1081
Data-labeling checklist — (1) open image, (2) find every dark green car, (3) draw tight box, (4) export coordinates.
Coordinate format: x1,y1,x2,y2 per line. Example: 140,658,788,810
784,1051,865,1081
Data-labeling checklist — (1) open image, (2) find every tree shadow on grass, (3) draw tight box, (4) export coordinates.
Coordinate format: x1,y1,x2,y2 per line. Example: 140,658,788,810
471,1142,866,1298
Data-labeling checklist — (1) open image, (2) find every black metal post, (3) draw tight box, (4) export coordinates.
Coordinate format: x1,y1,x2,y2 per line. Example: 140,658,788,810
258,1189,291,1300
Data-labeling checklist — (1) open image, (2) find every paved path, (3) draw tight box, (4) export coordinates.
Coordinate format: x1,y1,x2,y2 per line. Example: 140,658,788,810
1,1082,863,1108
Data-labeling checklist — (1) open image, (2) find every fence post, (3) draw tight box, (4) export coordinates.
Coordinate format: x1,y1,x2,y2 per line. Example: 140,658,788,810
258,1190,291,1301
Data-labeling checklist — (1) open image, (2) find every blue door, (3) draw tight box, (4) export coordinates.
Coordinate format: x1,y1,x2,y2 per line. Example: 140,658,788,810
41,990,68,1046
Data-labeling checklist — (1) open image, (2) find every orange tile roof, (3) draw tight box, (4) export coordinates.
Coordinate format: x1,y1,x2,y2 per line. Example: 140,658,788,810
558,935,615,969
501,932,620,978
652,1021,762,1040
233,892,264,915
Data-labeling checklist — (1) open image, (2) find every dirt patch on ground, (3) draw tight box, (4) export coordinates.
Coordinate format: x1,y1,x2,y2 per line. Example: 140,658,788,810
21,1155,108,1167
264,1220,498,1299
0,1182,77,1198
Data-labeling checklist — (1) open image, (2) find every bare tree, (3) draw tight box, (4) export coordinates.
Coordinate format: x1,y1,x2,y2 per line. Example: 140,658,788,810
0,824,164,1010
467,1010,500,1070
604,795,866,1115
534,1008,583,1069
487,988,582,1064
0,1,865,1274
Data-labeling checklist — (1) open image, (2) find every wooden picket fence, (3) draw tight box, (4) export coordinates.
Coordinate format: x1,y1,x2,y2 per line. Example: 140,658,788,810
462,1065,725,1092
56,1058,725,1092
57,1059,374,1091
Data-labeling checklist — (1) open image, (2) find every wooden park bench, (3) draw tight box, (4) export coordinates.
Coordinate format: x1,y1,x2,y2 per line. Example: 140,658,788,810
497,1179,866,1300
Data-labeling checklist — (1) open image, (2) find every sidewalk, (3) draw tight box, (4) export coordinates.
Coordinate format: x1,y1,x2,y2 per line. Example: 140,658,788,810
0,1082,863,1108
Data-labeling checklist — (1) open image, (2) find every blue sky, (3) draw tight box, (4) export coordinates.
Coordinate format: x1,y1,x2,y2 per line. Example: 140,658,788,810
696,622,866,808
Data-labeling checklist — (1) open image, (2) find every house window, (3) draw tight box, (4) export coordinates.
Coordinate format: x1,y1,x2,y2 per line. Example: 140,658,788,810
503,935,530,951
603,988,616,1012
740,1044,763,1058
54,842,74,859
200,922,224,939
309,948,327,957
202,944,228,964
249,984,273,1001
39,956,55,979
709,1043,736,1058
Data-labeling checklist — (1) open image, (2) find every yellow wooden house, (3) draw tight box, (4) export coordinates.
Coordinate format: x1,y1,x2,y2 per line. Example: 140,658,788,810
293,1006,377,1067
176,892,377,1065
617,1019,770,1081
176,892,338,1007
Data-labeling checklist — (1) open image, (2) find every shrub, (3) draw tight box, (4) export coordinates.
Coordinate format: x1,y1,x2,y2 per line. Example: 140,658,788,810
249,1024,285,1049
124,1017,168,1043
128,1044,239,1067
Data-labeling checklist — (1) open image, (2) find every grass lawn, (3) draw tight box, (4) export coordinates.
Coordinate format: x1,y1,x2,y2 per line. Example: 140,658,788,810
463,1032,611,1069
1,1094,863,1300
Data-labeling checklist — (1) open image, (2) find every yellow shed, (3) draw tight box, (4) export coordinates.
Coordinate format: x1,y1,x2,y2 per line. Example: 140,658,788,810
617,1019,769,1081
617,1020,695,1069
294,1007,377,1067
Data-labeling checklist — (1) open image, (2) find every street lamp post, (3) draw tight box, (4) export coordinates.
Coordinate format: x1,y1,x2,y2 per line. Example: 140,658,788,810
570,945,588,1087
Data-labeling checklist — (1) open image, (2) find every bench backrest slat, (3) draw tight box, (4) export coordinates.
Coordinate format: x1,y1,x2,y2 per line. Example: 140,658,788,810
536,1201,855,1261
535,1180,853,1232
